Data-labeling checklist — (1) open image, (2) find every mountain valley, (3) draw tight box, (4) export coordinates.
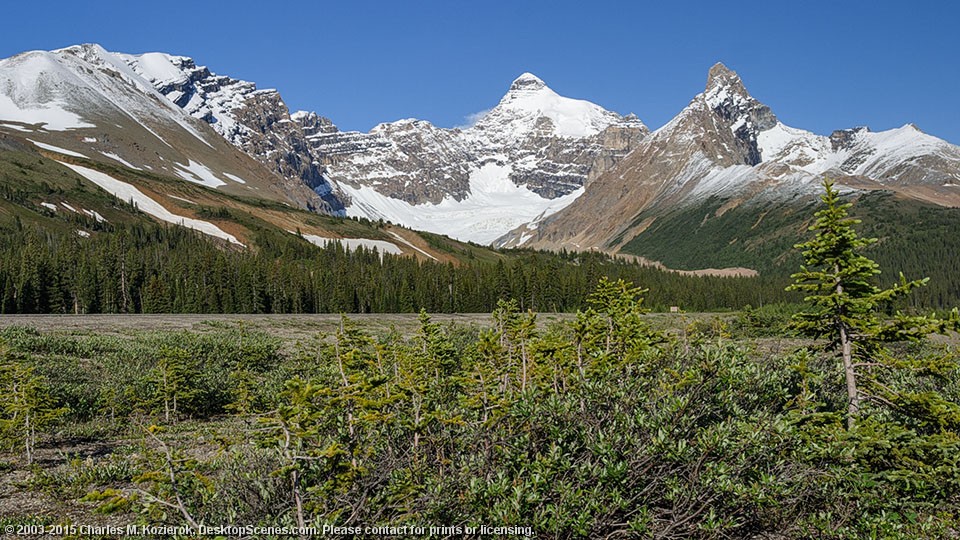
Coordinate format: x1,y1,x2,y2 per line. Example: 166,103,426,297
2,44,960,310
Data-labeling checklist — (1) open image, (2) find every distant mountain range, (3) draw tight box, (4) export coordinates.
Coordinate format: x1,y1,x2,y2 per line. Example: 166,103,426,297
3,44,960,278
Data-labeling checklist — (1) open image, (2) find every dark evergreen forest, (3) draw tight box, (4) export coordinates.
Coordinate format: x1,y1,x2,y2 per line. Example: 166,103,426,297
0,222,788,315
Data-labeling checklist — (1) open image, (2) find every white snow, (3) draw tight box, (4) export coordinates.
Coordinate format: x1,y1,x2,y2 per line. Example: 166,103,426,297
82,209,107,223
101,151,141,170
0,122,31,132
755,122,956,184
131,53,188,84
40,202,58,211
689,163,756,197
82,137,97,143
174,160,226,188
222,172,248,184
0,90,93,131
470,73,623,140
167,194,197,204
60,161,242,245
756,123,830,165
344,162,585,245
27,139,88,158
851,125,949,178
297,232,402,255
61,202,78,212
76,229,90,238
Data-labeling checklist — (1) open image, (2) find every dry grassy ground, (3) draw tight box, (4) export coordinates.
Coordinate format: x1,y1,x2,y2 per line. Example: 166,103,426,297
0,313,576,341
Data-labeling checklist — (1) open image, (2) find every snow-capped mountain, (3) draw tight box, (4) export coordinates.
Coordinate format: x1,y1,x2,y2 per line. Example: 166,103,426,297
0,44,325,206
5,45,959,257
292,73,647,243
84,50,646,243
503,63,960,252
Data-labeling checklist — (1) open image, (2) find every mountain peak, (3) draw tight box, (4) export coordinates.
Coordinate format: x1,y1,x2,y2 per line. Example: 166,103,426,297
509,72,547,92
705,62,745,93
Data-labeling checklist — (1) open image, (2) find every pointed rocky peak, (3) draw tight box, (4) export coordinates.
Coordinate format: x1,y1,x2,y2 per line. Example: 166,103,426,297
706,63,742,89
293,110,339,136
652,62,778,166
700,62,778,162
703,62,754,110
55,43,109,62
509,72,547,92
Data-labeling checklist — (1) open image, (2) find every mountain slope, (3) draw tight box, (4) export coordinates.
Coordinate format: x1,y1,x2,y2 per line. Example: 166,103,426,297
0,44,332,208
505,63,960,256
118,51,345,213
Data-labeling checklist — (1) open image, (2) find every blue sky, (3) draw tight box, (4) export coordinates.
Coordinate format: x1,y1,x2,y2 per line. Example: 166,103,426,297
3,1,958,143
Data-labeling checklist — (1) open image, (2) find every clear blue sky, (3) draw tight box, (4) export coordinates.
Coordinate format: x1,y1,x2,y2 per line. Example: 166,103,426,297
3,0,958,144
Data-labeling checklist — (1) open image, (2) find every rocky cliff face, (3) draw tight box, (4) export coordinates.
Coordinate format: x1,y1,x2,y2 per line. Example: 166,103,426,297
123,60,646,238
120,52,344,213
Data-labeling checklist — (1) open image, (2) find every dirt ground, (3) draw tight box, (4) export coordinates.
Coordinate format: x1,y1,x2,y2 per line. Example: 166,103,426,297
0,313,570,341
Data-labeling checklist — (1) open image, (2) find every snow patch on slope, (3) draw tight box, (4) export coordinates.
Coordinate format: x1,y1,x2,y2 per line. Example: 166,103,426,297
297,233,402,255
27,139,88,158
101,152,142,170
223,172,247,184
1,123,30,132
130,53,188,84
386,231,438,260
60,161,242,245
0,94,92,131
173,159,226,188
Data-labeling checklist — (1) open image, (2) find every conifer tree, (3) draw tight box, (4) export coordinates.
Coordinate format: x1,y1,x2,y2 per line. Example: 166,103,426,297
787,179,944,429
0,347,67,464
148,346,200,423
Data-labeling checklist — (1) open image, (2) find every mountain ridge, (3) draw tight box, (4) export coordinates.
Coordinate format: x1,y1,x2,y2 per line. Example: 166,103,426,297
498,62,960,255
3,46,960,265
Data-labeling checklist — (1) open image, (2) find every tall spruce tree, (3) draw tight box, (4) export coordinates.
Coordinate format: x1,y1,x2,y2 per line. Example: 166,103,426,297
787,179,944,429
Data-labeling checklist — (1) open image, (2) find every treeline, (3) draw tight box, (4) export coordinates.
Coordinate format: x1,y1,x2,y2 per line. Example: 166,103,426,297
0,222,789,314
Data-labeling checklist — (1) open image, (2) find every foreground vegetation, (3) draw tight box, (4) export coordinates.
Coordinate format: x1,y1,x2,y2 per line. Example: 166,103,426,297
0,293,957,538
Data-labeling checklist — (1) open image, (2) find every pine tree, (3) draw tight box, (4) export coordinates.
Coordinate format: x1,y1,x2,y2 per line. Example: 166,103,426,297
787,179,945,429
0,347,68,464
148,346,200,423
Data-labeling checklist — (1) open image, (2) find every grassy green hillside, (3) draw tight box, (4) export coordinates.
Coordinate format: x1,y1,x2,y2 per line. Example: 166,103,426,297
3,138,954,313
619,191,960,308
